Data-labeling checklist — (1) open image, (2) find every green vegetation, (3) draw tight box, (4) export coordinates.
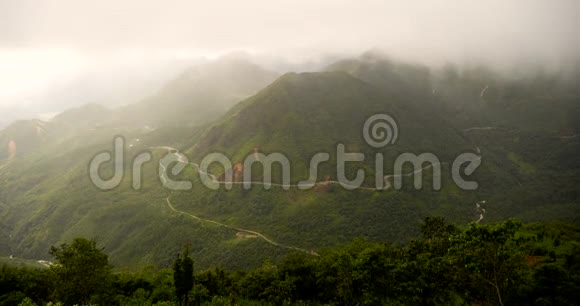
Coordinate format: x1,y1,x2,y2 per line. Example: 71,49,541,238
49,238,113,305
1,219,578,305
173,247,194,306
0,53,578,275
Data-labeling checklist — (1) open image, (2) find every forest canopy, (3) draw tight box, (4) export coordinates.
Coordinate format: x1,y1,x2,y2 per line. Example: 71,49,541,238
1,218,578,305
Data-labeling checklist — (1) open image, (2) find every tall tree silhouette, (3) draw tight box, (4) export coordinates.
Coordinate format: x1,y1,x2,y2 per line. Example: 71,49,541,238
173,245,194,306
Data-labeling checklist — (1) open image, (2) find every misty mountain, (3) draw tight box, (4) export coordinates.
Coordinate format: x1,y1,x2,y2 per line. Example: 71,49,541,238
327,51,580,134
51,103,112,127
117,57,279,128
0,53,578,271
326,51,434,101
0,57,278,160
190,70,470,180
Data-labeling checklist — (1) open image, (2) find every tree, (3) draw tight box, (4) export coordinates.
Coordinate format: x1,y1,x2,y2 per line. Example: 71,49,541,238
196,267,233,298
150,269,174,303
421,216,458,243
173,247,194,306
277,253,317,301
237,260,277,301
18,297,38,306
394,218,459,305
0,264,50,305
49,238,112,305
450,219,530,306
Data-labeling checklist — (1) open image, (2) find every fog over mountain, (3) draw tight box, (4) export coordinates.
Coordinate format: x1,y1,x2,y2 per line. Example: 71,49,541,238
1,0,578,126
1,2,580,304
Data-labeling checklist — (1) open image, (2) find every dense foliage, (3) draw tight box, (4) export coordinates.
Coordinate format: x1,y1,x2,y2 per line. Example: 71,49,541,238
1,218,578,305
49,238,113,305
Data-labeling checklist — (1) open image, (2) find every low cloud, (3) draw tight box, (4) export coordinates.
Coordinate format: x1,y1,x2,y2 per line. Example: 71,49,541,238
0,0,578,124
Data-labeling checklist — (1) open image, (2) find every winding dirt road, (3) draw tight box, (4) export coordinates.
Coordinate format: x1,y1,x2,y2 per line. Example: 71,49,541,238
151,144,477,255
153,146,444,191
164,195,315,254
154,146,318,256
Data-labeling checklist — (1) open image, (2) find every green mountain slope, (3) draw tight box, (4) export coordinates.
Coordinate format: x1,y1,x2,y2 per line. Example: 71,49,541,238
190,71,471,177
158,71,491,258
0,58,282,270
0,54,577,272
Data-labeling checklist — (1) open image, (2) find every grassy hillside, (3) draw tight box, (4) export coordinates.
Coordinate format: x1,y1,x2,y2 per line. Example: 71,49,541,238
0,55,577,271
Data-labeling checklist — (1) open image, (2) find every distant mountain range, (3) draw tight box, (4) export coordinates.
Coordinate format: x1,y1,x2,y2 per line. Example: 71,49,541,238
0,53,578,270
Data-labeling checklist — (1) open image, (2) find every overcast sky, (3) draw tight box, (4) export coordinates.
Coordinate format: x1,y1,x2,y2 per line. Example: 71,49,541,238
0,0,578,124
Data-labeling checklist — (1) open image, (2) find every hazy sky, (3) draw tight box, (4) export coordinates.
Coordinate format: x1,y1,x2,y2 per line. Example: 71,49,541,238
0,0,578,123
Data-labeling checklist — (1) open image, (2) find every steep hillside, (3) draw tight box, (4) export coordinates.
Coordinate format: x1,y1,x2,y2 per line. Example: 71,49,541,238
190,71,471,180
159,72,499,259
0,123,287,270
0,55,577,272
0,70,479,270
164,69,578,263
